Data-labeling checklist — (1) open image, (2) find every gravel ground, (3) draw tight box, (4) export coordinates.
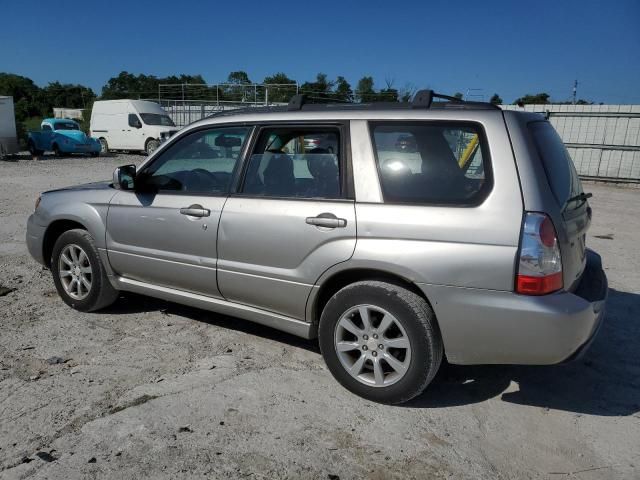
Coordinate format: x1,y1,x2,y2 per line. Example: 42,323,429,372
0,153,639,479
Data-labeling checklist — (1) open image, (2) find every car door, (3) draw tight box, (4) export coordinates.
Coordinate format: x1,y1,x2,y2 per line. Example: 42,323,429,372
217,124,356,320
120,113,143,150
106,125,253,296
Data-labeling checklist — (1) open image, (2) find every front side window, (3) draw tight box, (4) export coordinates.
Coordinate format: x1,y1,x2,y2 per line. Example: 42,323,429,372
370,122,491,205
140,113,175,127
242,127,341,199
136,126,250,194
128,114,141,128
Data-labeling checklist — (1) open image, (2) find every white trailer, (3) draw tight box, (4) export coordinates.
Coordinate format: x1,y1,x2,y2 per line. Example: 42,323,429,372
0,96,19,158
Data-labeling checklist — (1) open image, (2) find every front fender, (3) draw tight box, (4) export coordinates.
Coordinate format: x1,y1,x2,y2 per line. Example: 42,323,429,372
37,187,118,251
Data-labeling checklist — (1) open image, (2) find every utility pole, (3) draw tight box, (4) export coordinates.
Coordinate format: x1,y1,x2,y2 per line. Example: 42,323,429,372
572,80,578,105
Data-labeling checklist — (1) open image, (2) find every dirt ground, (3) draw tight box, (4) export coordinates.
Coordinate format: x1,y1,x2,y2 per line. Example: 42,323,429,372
0,153,639,480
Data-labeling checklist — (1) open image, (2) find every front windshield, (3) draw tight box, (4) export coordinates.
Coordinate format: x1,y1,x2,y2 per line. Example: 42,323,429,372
139,113,175,127
54,122,79,131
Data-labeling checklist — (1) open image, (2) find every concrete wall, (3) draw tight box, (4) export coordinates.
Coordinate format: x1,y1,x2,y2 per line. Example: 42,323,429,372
501,104,640,182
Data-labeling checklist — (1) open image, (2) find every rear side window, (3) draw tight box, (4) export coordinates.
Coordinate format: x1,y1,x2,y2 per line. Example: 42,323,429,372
370,122,491,205
529,121,583,208
241,127,341,199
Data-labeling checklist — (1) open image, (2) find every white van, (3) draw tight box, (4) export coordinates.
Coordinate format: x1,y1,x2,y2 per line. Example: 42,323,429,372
90,100,179,155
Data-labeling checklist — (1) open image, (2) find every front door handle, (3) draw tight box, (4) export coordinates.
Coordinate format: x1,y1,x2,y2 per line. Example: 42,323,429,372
180,204,210,217
306,213,347,228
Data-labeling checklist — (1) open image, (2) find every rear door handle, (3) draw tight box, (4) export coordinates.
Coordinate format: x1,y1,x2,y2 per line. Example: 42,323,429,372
180,204,210,217
306,213,347,228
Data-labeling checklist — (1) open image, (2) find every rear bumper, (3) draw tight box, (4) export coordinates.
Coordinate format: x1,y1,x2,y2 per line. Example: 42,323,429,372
419,250,607,365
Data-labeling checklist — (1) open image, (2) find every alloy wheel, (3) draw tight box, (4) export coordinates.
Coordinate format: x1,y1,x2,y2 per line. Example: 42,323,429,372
334,304,412,387
58,244,92,300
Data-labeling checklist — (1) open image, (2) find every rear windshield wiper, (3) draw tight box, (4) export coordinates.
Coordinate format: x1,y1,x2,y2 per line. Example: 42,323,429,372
566,192,592,208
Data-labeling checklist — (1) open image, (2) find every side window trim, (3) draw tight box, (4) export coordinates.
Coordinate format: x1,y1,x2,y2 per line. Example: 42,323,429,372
234,122,350,201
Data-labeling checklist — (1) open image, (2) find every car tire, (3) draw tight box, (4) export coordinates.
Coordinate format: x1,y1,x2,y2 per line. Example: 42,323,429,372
52,143,62,158
318,281,443,404
51,229,119,312
145,139,160,156
99,138,109,154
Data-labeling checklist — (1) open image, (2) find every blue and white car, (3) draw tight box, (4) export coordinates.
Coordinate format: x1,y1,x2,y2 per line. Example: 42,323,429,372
27,118,102,157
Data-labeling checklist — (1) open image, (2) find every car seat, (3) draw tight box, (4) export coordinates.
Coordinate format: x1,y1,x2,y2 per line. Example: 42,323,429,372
263,153,295,197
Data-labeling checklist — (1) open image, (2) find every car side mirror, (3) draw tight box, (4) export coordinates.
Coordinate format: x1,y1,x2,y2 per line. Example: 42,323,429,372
113,164,136,190
134,120,142,129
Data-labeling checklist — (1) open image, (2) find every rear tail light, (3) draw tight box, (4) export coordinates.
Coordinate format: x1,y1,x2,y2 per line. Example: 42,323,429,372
516,213,563,295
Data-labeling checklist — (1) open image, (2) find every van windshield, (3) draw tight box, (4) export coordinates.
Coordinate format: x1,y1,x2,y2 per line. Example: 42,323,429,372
139,114,175,127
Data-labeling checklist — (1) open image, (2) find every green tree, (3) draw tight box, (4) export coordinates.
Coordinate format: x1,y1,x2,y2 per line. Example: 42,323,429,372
374,79,398,102
101,71,147,99
300,73,334,102
227,71,251,85
101,71,208,100
514,93,550,105
41,82,96,110
333,76,353,102
262,72,297,103
377,89,398,102
356,76,375,103
489,93,503,105
224,71,252,102
0,73,41,119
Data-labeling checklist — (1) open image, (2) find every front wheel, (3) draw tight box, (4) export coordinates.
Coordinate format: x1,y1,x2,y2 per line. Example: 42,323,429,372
145,139,160,156
318,281,443,404
99,138,109,154
51,229,119,312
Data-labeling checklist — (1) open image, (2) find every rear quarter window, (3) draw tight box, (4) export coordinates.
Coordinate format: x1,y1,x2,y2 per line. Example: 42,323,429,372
529,121,583,208
370,121,492,205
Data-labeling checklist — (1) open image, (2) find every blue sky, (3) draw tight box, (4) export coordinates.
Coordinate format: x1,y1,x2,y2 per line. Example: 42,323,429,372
1,0,639,103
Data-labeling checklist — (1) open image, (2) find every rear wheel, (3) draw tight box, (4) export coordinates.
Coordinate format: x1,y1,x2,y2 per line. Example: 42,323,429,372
145,139,160,156
319,281,443,404
52,143,62,158
99,138,109,154
51,229,119,312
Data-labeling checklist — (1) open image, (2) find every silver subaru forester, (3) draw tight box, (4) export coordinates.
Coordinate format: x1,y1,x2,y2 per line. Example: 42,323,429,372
26,91,607,404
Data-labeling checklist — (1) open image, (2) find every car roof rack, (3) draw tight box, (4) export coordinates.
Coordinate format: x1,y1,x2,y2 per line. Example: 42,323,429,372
205,89,500,120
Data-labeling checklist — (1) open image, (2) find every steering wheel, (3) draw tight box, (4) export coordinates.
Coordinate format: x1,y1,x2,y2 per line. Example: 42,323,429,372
184,168,228,192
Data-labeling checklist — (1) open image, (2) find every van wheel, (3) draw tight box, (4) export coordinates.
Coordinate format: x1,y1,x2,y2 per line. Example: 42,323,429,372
51,229,119,312
318,281,443,404
145,139,160,155
99,138,109,154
